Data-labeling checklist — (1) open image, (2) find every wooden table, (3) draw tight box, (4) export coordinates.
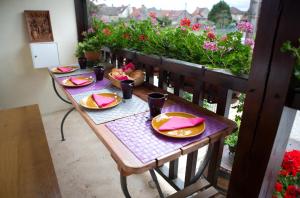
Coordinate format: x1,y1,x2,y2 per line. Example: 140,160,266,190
50,70,236,197
0,105,61,198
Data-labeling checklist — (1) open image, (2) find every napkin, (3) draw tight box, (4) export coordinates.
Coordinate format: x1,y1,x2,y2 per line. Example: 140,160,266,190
159,116,205,131
115,75,129,81
92,94,116,108
57,67,73,72
69,77,89,85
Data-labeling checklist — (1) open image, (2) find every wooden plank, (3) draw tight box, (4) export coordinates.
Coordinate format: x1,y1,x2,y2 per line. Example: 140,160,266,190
184,150,198,187
74,0,88,42
194,186,218,198
0,105,61,198
169,159,179,179
228,1,299,197
167,178,210,198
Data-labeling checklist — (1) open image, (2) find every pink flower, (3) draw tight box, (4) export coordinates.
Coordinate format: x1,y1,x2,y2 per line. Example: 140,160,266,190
192,23,201,31
204,26,214,32
151,17,157,25
220,35,228,42
181,27,187,31
87,28,95,33
180,17,191,27
237,21,253,33
245,38,254,47
203,42,218,51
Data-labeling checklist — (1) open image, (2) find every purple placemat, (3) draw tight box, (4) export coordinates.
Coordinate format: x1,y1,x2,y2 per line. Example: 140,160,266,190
56,73,111,95
105,104,228,164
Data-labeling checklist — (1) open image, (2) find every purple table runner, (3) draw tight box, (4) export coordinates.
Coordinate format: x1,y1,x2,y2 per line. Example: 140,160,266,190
105,104,228,164
56,73,111,95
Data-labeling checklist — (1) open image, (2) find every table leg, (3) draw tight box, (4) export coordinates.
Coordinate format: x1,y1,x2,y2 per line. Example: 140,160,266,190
207,137,225,186
184,150,198,187
120,174,131,198
60,107,75,141
149,169,164,198
169,159,179,179
51,77,71,104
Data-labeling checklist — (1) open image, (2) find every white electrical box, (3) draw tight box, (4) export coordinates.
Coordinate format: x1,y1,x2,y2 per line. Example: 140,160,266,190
30,42,60,68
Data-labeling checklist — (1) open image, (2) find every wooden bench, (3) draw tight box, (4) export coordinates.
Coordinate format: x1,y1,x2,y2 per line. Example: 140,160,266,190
0,105,61,198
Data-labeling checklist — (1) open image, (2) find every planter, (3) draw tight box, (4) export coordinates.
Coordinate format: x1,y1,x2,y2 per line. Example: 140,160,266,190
84,51,101,61
78,57,87,69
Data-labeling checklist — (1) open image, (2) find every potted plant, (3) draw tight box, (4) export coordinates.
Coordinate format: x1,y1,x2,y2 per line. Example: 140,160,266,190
224,132,238,153
83,36,102,61
75,42,87,69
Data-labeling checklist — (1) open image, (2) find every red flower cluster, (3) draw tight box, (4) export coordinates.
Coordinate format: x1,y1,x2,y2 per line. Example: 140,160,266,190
139,34,147,41
123,33,130,40
180,18,191,27
273,150,300,198
192,23,201,31
207,31,216,40
102,28,112,36
282,150,300,176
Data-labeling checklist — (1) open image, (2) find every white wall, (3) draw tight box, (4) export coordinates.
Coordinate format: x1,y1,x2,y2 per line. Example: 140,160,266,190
0,0,78,114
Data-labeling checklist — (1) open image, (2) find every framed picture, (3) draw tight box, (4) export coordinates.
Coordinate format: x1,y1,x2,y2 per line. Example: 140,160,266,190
24,10,54,42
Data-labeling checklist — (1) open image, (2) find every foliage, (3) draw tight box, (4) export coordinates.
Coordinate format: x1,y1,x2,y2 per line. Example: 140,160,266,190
76,17,253,75
208,1,232,28
281,39,300,80
273,150,300,198
157,16,172,27
224,93,245,149
75,42,85,58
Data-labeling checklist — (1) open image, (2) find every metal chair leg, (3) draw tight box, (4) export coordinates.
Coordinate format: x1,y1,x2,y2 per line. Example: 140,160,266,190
149,169,164,198
120,174,131,198
60,107,75,141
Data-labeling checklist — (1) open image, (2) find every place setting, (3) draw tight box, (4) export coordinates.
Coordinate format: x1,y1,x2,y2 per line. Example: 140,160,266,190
72,78,149,125
105,91,228,163
51,66,79,74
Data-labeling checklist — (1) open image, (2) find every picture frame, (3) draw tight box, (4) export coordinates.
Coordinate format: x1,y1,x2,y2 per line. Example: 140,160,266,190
24,10,54,42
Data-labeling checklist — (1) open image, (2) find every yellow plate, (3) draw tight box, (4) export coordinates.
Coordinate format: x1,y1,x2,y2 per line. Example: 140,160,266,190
61,76,94,87
51,66,78,74
151,112,206,138
79,93,122,110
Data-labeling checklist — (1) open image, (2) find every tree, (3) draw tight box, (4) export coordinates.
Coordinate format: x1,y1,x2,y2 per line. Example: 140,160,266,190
208,1,232,28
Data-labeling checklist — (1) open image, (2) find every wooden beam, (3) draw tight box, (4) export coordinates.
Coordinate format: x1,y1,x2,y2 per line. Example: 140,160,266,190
228,0,300,197
74,0,88,41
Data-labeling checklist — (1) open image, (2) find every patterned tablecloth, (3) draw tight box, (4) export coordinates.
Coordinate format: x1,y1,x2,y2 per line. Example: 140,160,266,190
72,87,149,125
105,104,228,164
56,73,111,95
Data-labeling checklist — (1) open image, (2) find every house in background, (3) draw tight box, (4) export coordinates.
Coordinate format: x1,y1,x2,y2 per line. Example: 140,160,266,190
192,7,209,24
97,4,131,22
230,7,247,22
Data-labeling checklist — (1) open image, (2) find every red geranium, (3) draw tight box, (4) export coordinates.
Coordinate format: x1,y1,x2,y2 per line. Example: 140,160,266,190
207,31,216,40
139,34,147,41
285,185,297,198
123,33,130,40
275,182,283,192
192,23,201,31
180,17,191,27
273,150,300,198
102,28,112,36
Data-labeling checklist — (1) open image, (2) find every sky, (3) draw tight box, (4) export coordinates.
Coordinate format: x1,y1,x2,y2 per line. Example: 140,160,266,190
95,0,251,12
